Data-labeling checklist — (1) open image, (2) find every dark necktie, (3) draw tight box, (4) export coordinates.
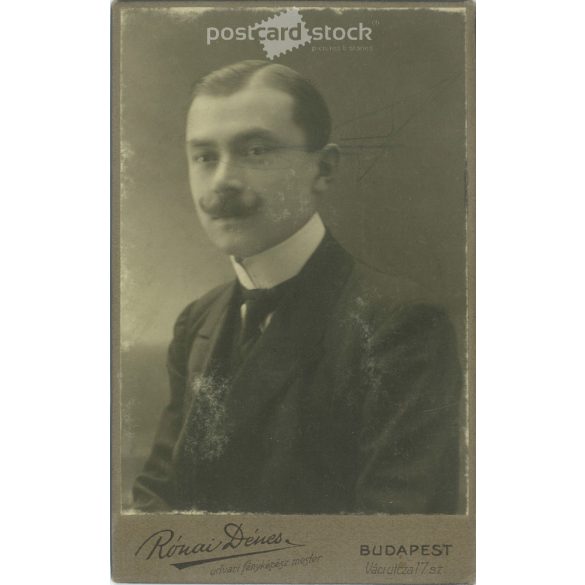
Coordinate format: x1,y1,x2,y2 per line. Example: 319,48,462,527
237,279,294,360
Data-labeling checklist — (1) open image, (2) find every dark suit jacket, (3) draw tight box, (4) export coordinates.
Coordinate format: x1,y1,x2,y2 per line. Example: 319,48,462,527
133,234,462,514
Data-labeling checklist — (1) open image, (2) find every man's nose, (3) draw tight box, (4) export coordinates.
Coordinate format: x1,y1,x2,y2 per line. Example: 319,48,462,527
212,157,244,195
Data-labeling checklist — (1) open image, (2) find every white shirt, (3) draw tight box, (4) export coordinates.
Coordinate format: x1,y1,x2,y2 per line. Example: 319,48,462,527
230,213,326,331
230,213,326,290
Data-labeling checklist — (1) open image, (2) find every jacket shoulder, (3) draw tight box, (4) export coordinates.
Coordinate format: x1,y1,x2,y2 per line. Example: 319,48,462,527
328,258,454,350
344,259,432,311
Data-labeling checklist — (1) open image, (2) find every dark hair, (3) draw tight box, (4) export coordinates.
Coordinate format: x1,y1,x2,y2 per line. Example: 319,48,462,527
190,60,331,151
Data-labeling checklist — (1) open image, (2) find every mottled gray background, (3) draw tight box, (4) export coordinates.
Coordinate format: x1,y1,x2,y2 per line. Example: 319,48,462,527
118,6,467,509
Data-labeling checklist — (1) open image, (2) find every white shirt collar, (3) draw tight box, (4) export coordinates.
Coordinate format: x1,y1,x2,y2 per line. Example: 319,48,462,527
230,213,326,290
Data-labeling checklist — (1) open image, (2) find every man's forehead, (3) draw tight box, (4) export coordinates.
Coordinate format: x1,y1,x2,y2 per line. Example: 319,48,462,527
186,85,300,142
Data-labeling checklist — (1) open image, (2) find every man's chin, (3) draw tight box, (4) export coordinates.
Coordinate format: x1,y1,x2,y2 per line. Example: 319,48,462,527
206,226,266,259
202,215,303,258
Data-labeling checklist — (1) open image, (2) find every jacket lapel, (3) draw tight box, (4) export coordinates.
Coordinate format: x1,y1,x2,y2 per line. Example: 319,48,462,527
179,282,237,431
225,234,355,434
187,282,237,376
174,281,240,468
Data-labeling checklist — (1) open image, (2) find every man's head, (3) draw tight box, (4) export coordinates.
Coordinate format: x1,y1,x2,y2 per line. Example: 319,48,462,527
186,60,339,258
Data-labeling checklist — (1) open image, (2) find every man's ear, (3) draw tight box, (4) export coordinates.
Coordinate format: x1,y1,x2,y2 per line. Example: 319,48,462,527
313,143,340,193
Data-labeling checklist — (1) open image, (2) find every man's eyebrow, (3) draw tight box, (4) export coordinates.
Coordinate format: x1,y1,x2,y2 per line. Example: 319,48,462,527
186,138,215,148
186,128,282,147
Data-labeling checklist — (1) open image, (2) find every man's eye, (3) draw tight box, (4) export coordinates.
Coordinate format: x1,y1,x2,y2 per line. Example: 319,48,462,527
246,145,271,156
192,153,217,164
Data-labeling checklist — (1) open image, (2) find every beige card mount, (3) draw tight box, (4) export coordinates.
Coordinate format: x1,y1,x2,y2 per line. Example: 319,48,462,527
111,1,475,582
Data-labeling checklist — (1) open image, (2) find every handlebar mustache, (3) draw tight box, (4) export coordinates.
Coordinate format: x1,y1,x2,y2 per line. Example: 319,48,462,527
199,194,262,219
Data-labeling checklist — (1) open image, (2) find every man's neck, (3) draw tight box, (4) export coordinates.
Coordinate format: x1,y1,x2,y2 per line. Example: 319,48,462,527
230,214,326,290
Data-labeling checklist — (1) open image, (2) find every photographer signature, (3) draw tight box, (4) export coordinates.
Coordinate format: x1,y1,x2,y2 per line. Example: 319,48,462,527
135,522,304,569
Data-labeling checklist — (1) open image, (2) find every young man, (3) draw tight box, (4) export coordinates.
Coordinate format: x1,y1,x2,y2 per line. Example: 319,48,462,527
133,60,461,514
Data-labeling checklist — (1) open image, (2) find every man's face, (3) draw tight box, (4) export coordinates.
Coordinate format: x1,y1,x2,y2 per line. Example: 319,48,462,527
186,82,322,258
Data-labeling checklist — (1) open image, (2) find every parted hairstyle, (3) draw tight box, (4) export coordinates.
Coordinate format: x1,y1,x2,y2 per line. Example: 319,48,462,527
189,60,332,151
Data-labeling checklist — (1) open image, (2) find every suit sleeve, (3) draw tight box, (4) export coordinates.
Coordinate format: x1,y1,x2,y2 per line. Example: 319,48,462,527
355,303,462,514
132,303,194,512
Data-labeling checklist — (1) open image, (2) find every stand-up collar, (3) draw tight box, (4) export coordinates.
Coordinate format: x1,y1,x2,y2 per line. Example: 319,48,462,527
230,213,326,290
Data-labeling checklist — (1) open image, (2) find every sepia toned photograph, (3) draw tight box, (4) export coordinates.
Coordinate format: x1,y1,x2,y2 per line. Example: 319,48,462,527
112,1,475,582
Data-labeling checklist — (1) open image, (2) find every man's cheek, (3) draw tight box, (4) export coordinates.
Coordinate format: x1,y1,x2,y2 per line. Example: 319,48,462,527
189,181,205,203
264,192,294,223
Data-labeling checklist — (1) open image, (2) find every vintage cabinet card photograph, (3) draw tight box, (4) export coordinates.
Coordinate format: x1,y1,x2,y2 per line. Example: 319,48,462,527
111,0,475,582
